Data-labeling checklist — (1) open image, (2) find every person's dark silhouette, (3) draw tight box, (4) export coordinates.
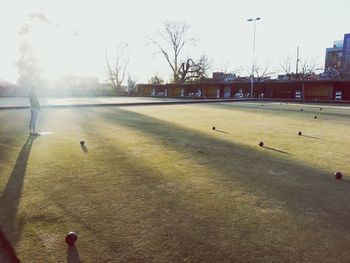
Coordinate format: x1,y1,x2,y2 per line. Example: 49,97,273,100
0,136,37,260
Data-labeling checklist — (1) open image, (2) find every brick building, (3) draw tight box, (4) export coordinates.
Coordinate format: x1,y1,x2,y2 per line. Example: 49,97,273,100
137,79,350,101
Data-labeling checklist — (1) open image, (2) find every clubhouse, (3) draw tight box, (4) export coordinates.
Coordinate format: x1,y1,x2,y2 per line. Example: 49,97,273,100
136,79,350,101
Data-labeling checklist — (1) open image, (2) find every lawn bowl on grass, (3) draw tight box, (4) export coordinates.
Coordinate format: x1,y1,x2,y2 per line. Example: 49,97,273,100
335,171,343,180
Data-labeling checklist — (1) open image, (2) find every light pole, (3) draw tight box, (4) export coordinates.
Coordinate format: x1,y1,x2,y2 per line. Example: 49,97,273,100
247,17,261,98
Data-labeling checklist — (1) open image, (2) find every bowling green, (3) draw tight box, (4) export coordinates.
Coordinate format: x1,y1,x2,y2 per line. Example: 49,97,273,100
0,101,350,262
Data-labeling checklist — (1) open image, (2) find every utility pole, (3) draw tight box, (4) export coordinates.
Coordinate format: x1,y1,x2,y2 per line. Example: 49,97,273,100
247,17,261,99
296,47,305,99
296,46,300,75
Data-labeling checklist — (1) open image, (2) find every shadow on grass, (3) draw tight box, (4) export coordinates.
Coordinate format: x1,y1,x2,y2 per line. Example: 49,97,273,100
80,144,88,153
301,134,321,140
0,228,20,263
214,129,229,134
0,136,37,246
67,246,81,263
263,146,292,155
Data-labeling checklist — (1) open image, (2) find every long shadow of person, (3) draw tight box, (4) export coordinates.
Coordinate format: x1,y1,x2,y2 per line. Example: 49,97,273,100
0,135,37,250
67,246,81,263
0,228,20,263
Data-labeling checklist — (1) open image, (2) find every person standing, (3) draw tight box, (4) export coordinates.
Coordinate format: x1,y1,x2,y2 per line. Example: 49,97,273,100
28,85,41,136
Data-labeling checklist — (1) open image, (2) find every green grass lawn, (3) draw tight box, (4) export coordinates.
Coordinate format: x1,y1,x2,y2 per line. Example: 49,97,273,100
1,101,350,262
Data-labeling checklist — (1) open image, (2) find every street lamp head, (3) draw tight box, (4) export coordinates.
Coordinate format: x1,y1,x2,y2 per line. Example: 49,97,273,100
256,17,261,20
247,18,253,22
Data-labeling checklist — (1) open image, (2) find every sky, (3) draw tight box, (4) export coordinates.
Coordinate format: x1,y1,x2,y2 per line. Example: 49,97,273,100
0,0,349,84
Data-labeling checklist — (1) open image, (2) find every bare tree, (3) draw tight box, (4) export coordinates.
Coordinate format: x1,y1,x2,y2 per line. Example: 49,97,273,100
149,21,195,83
17,42,42,88
254,63,275,81
298,59,318,80
127,75,137,95
149,74,164,84
105,43,129,92
279,56,320,80
178,55,211,82
280,56,292,74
